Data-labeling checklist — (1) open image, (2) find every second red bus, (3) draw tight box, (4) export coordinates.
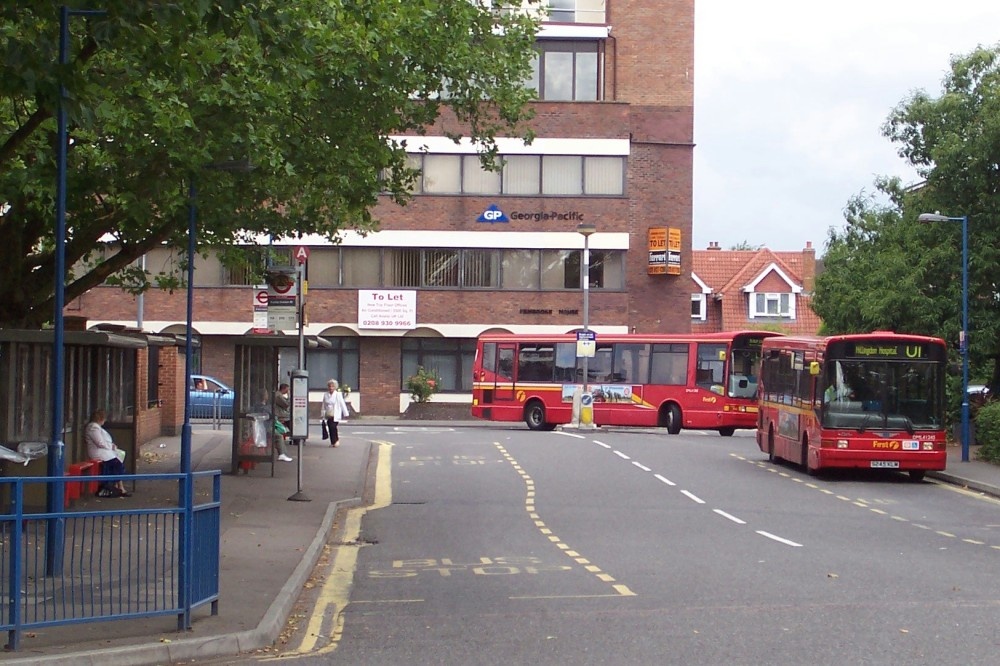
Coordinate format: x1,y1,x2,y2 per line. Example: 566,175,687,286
471,331,781,434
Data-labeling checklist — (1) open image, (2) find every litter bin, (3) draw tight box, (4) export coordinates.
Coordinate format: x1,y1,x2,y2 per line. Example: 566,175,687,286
235,413,275,475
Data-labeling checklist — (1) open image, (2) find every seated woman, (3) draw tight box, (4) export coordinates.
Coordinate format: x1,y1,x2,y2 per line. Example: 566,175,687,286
85,408,131,498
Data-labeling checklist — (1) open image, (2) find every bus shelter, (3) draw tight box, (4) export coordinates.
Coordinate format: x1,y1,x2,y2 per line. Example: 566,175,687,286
0,329,146,511
231,334,330,475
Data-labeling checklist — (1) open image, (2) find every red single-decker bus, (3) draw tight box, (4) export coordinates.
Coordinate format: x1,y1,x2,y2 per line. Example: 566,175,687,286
471,331,781,434
757,332,948,480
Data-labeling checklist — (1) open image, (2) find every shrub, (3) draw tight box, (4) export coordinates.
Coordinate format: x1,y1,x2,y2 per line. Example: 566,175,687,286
406,366,440,403
976,400,1000,462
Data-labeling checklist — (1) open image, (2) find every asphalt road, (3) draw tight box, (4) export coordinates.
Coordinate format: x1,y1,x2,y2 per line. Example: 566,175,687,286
269,426,1000,665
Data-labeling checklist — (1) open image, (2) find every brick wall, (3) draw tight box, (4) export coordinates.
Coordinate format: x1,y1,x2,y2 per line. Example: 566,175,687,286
360,337,402,414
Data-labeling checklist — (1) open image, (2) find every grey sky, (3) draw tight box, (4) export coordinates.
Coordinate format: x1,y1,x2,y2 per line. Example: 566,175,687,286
694,1,1000,254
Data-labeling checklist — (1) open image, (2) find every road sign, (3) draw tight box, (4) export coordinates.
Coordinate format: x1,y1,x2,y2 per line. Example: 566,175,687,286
576,330,596,357
295,245,310,264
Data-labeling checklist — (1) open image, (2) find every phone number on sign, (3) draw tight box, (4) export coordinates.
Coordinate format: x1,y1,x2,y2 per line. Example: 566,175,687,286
362,320,413,328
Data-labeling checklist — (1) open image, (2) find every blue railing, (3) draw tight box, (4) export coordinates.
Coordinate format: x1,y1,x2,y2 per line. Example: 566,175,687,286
0,471,221,651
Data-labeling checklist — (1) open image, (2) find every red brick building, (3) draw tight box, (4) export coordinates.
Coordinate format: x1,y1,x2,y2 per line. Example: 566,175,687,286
691,241,823,335
70,0,697,417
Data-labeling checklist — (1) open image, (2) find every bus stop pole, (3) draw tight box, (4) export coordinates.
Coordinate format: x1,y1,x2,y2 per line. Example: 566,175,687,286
289,259,311,502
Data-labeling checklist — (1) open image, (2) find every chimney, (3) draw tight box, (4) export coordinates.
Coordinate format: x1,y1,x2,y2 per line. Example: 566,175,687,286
707,241,721,251
802,241,816,292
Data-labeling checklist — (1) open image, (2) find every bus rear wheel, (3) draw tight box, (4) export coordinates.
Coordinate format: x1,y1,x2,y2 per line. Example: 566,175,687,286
909,470,926,482
524,401,547,431
719,427,736,437
767,427,778,463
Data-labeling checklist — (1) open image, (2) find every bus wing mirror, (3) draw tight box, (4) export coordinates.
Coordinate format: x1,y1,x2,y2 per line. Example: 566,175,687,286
809,361,821,376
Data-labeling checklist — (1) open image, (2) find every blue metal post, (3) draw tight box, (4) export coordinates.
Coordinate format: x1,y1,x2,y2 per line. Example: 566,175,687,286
178,177,196,629
48,0,107,580
918,212,971,463
46,4,72,578
960,215,970,463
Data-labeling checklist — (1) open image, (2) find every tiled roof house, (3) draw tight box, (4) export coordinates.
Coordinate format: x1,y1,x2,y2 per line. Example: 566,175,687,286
691,241,822,335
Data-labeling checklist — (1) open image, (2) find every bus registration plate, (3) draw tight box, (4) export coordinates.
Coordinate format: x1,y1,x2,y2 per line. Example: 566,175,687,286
870,461,900,469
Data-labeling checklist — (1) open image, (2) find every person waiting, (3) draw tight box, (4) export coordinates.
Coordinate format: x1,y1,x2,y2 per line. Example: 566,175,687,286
85,408,131,498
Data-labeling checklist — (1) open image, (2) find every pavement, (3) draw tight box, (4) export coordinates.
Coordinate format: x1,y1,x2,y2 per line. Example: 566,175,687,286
4,423,1000,665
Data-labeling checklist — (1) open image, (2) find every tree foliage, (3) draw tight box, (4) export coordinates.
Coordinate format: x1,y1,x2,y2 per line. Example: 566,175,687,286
0,1,540,327
815,45,1000,390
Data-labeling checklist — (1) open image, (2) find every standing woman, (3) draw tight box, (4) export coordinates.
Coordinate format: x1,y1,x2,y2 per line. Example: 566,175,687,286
322,379,350,447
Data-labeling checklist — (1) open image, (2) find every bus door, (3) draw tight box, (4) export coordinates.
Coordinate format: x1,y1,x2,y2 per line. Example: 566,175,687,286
494,343,516,401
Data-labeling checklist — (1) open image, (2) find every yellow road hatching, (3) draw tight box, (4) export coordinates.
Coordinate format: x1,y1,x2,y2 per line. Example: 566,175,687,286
495,442,635,598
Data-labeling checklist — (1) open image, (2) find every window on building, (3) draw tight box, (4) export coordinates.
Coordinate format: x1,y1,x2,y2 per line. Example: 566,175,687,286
541,249,576,288
462,155,502,194
542,155,583,195
463,250,500,288
750,292,794,319
279,337,360,391
384,249,422,287
307,248,341,287
342,248,381,287
584,156,624,195
530,41,600,101
424,249,460,287
401,338,476,392
541,0,607,23
422,154,462,193
502,155,541,195
501,249,540,289
691,294,706,321
408,152,623,196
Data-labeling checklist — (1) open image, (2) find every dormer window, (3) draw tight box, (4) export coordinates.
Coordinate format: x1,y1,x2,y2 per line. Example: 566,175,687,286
750,292,794,319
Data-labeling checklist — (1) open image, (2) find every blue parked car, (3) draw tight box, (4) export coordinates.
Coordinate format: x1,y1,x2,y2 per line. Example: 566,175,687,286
189,374,234,419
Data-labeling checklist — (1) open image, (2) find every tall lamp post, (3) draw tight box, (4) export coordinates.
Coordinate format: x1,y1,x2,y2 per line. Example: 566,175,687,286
49,4,106,578
918,212,970,463
577,221,597,427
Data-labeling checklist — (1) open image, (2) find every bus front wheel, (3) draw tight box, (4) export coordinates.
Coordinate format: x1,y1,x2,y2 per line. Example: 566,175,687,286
719,427,736,437
664,404,682,435
801,437,816,475
524,401,547,431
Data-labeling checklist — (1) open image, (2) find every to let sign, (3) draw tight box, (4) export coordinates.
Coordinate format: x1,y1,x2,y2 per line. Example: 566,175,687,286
648,227,667,275
358,290,416,329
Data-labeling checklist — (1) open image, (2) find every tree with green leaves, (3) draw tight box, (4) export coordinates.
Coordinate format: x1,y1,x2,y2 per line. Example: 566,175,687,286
815,45,1000,390
0,1,540,328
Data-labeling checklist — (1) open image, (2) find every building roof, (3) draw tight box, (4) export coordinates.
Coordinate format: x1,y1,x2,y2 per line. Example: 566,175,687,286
692,242,822,335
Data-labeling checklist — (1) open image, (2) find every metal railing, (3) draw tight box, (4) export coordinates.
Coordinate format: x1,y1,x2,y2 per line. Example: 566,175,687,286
0,471,221,651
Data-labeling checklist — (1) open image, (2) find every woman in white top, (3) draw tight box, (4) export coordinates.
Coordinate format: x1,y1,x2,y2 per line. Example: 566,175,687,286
84,408,130,497
321,379,349,447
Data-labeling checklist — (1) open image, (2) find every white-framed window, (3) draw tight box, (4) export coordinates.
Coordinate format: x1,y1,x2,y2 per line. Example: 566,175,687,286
750,292,795,319
691,294,706,321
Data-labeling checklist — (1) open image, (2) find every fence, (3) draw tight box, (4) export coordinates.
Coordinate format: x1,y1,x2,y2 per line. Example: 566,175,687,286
0,471,221,651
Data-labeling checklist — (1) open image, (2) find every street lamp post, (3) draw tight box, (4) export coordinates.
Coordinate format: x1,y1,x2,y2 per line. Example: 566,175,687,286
49,3,106,578
577,222,596,428
918,212,970,463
